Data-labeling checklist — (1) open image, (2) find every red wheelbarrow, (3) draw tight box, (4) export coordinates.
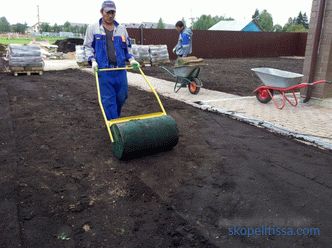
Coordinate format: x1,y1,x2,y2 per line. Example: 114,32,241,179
252,68,331,110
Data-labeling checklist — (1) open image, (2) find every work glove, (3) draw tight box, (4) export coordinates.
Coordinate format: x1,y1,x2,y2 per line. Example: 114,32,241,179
91,60,98,71
130,59,140,70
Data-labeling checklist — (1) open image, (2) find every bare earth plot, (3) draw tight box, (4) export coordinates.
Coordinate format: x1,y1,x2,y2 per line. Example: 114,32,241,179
141,58,304,96
0,69,332,248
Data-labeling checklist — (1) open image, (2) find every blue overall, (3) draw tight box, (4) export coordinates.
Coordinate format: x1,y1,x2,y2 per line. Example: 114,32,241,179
98,70,128,119
174,27,193,57
84,19,133,120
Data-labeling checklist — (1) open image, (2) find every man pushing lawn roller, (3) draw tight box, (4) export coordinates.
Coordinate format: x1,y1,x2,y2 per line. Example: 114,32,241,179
84,0,140,120
84,1,178,160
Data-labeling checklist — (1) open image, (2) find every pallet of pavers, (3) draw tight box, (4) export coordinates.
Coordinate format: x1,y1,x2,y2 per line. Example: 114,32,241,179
7,44,44,76
9,66,43,76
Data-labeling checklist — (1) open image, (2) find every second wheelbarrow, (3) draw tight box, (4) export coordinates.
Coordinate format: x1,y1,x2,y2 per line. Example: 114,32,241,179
160,64,203,94
252,67,331,110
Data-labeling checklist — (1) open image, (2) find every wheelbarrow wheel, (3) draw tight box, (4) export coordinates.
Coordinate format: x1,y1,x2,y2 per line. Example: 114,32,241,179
188,78,202,95
256,88,274,104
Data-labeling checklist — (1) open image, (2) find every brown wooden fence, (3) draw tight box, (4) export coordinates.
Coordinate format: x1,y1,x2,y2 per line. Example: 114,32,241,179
127,28,307,59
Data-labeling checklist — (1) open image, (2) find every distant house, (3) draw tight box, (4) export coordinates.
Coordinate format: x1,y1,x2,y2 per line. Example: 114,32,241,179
209,19,262,32
27,23,40,34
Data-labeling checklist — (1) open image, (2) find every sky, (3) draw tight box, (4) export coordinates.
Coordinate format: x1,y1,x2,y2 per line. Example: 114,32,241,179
1,0,313,27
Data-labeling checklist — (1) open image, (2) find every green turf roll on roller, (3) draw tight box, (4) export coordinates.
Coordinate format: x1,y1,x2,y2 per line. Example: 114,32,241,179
111,115,179,160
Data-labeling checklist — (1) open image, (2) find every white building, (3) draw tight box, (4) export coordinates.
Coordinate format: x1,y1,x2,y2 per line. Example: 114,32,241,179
27,23,40,34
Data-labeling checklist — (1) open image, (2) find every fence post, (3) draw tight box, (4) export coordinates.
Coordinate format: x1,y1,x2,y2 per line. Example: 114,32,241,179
139,24,144,45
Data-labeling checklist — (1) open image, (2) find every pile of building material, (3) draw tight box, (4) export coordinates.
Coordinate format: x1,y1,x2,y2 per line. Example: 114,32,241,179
131,45,151,64
29,41,63,60
149,45,170,65
48,52,65,60
131,44,170,65
42,46,64,60
75,45,89,67
7,44,44,76
40,49,64,60
55,38,84,53
175,56,205,67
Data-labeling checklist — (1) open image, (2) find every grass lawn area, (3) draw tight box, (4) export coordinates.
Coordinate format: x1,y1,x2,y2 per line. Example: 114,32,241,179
0,37,64,45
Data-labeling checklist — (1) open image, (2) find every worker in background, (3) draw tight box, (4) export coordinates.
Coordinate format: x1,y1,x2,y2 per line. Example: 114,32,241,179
84,0,140,120
173,21,193,57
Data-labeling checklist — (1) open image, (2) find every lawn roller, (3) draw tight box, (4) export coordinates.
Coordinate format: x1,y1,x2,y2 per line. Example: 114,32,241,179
252,67,331,110
95,67,179,160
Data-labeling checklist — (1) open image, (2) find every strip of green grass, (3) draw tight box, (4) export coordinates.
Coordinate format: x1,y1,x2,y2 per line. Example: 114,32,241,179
0,37,65,45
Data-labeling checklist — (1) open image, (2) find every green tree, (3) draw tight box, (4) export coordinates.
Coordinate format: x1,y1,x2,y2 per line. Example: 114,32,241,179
283,18,293,32
192,15,233,30
296,12,303,25
157,18,165,29
52,23,61,32
11,23,28,33
273,24,283,32
257,10,273,32
79,25,88,35
40,22,51,33
252,9,260,19
71,25,80,33
302,13,309,29
63,21,71,32
285,24,307,32
283,13,309,32
0,16,11,33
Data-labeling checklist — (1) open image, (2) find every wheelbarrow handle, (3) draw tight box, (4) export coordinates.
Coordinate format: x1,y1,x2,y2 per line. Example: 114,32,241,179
310,80,332,86
160,66,176,78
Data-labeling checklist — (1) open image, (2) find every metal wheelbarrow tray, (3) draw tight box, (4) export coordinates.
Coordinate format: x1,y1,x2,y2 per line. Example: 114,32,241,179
161,64,204,95
252,67,331,109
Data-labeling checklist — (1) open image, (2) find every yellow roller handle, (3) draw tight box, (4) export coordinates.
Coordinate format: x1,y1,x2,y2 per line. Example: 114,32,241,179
95,70,113,141
98,66,132,72
95,66,167,142
98,66,166,114
138,67,166,114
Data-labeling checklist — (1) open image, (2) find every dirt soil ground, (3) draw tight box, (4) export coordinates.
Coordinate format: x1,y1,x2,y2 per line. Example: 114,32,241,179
0,44,7,57
1,69,332,248
0,58,5,72
142,58,304,96
54,38,84,53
